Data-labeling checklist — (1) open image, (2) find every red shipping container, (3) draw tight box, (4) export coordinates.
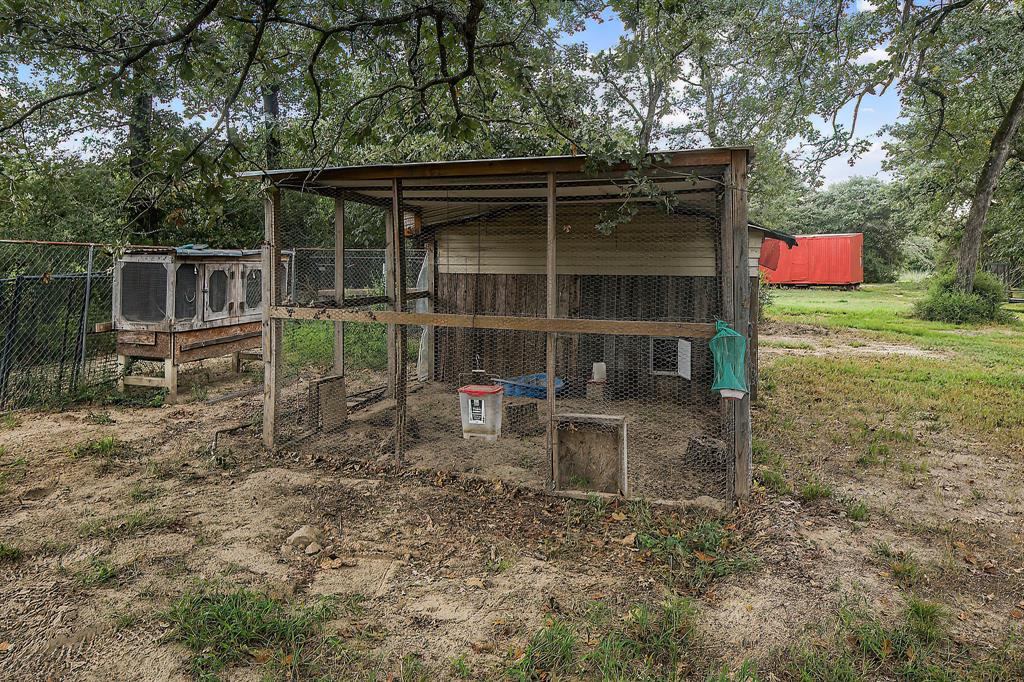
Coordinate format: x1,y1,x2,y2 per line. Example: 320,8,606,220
759,233,864,286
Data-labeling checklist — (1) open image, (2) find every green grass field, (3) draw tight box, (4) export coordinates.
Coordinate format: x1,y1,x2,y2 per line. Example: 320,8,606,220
759,280,1024,469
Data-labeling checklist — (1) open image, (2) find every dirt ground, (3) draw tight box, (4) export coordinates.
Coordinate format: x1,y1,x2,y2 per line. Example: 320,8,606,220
1,329,1022,680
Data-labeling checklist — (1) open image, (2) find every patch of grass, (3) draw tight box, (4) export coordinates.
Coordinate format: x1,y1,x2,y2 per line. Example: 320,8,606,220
0,541,24,563
635,518,756,590
0,455,28,494
79,507,176,541
147,459,178,480
129,483,160,503
398,652,429,681
1,412,20,429
762,339,814,350
163,583,336,680
507,617,577,680
846,500,870,522
71,435,123,458
75,555,123,587
781,596,1017,680
450,653,471,678
85,412,115,425
874,542,922,588
584,598,697,679
757,467,791,495
798,479,833,503
190,384,209,403
706,660,760,681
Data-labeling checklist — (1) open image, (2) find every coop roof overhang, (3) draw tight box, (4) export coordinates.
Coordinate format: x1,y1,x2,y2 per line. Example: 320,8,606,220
239,150,729,223
238,149,793,243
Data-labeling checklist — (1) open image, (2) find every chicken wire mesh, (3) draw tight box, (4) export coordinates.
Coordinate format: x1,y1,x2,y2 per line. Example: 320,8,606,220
265,165,746,504
0,240,117,410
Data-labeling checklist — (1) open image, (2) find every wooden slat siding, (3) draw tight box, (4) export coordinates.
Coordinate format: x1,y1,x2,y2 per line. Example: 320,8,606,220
262,188,282,448
333,198,345,376
730,150,753,502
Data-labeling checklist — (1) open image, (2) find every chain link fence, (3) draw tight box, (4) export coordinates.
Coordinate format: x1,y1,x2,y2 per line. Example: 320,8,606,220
0,240,117,410
0,238,418,412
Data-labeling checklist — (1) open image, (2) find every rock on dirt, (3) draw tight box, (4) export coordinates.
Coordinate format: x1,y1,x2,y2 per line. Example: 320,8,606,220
286,525,322,549
305,541,322,555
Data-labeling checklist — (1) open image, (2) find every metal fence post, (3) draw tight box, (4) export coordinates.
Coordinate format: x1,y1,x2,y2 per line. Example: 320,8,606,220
73,245,95,388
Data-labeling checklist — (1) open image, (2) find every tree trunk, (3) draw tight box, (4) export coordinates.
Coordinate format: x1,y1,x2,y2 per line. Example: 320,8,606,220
127,83,155,240
262,84,281,168
955,77,1024,292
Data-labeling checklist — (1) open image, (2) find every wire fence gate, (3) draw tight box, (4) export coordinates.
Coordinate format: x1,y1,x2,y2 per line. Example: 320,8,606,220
0,240,116,410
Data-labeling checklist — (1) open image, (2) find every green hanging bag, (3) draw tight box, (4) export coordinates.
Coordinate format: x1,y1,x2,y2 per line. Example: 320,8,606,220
709,320,748,399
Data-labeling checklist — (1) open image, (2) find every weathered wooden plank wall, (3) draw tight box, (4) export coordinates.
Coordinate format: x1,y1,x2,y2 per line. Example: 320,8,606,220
434,272,720,403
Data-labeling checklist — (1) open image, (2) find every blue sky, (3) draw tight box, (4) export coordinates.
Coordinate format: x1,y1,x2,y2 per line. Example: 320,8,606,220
567,6,899,186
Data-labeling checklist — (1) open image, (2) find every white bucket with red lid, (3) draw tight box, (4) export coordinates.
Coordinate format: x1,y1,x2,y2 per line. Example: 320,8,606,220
458,384,504,441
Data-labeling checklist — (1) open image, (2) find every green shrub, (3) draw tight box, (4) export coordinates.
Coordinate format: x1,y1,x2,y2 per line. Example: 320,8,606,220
914,268,1008,324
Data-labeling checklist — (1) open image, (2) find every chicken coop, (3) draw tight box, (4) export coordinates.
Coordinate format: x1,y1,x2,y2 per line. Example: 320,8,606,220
113,245,266,400
242,149,791,508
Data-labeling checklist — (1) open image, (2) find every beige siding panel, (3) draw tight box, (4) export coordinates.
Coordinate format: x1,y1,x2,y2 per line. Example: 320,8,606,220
438,208,720,277
436,206,766,277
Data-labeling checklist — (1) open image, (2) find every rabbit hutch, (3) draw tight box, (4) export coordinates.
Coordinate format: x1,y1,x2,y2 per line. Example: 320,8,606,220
113,245,266,400
243,148,793,509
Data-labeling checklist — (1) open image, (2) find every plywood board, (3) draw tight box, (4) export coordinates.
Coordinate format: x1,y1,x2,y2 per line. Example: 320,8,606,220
554,414,627,495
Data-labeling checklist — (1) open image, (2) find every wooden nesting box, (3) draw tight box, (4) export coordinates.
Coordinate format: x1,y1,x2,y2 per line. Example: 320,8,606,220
113,246,269,400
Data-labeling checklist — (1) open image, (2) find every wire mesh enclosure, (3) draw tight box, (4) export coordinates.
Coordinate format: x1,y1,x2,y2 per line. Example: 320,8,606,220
0,240,116,410
249,149,766,507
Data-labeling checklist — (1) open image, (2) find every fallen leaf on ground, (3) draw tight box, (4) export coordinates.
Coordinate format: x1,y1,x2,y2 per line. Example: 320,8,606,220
610,512,626,522
693,550,717,563
0,642,10,653
618,533,637,546
249,648,272,664
1010,609,1023,620
466,577,486,588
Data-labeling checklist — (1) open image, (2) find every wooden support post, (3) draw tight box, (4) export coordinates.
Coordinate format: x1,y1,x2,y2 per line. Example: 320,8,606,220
420,238,435,382
164,357,178,402
116,354,127,393
262,187,282,448
727,150,752,502
385,212,396,398
545,171,558,489
749,274,760,402
333,198,346,377
391,179,408,462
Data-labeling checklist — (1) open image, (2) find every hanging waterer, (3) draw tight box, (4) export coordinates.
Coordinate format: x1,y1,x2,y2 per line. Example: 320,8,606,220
709,320,748,400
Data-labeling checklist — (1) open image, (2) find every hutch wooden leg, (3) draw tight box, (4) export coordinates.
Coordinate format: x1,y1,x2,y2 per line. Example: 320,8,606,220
164,358,178,402
116,354,127,393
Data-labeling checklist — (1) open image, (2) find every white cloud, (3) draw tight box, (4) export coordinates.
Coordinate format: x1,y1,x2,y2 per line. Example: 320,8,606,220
855,47,888,65
857,0,878,12
820,139,890,186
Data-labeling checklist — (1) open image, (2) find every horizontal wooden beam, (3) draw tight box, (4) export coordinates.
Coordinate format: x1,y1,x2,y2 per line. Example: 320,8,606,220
270,306,716,338
121,375,169,388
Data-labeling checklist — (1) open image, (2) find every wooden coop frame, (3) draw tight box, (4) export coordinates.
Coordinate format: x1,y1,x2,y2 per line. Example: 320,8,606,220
113,246,265,401
243,149,793,504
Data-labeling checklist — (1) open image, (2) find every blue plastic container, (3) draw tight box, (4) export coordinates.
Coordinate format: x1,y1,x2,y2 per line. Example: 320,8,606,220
494,373,565,399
